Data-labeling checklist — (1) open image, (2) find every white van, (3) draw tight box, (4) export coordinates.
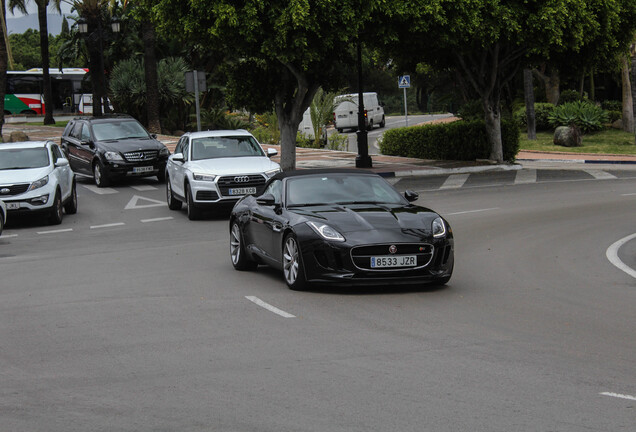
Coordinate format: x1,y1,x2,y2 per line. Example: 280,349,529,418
333,92,385,132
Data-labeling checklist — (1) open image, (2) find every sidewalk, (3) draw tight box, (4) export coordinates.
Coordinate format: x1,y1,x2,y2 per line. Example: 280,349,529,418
3,123,636,178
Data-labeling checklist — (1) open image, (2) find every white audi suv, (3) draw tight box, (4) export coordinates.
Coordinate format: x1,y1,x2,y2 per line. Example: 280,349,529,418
165,130,280,219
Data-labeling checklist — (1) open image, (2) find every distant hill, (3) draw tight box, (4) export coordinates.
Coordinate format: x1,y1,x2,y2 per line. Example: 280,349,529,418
6,14,69,36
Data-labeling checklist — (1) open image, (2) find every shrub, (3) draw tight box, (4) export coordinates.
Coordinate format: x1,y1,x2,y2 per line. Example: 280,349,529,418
601,100,621,111
548,101,608,133
607,110,621,123
457,100,483,120
379,119,519,163
558,89,585,105
514,103,555,131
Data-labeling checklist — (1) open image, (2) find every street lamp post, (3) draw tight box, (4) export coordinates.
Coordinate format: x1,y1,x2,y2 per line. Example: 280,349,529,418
77,16,120,116
355,40,372,168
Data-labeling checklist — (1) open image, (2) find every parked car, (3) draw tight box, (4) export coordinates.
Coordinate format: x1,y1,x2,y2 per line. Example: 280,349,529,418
229,169,454,290
166,130,280,220
0,141,77,225
60,114,170,187
333,92,385,132
0,199,6,236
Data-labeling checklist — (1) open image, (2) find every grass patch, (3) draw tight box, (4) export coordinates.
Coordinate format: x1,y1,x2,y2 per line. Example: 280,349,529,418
519,129,636,155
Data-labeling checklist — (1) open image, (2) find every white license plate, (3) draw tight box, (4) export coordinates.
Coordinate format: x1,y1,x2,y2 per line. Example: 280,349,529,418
6,202,19,210
132,166,154,174
370,255,417,268
229,187,256,195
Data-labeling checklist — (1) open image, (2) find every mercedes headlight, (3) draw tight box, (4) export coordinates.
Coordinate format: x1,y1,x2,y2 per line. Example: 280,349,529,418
28,175,49,191
159,147,170,156
432,217,446,238
104,151,124,162
193,173,216,182
307,221,345,242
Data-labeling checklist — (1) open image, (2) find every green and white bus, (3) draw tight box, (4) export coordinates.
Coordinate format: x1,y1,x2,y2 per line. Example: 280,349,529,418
4,68,90,116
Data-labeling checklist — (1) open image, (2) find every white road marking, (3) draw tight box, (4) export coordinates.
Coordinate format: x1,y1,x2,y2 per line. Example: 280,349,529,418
1,234,18,238
622,193,636,196
446,207,500,216
141,217,173,223
37,228,73,235
245,296,296,318
90,222,125,229
130,185,157,191
514,169,537,184
125,195,166,210
83,185,118,195
584,169,617,180
440,174,469,189
606,233,636,279
600,392,636,401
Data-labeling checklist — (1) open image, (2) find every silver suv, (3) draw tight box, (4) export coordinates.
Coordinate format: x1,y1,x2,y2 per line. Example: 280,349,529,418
165,130,280,219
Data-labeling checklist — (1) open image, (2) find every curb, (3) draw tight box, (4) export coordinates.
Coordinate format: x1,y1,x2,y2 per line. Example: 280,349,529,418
378,163,523,178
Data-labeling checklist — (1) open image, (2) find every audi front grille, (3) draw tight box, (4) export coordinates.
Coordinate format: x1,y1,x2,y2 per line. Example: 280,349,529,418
217,174,266,197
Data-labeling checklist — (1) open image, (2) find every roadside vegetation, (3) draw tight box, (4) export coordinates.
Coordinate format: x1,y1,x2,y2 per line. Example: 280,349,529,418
519,129,636,155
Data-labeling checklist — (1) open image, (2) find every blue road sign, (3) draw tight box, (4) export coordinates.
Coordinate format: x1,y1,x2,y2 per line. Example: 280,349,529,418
398,75,411,88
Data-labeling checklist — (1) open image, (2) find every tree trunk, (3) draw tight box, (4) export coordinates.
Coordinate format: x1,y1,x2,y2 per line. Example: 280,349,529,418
482,97,503,163
523,68,536,140
621,55,634,133
38,2,55,124
142,20,161,134
0,0,7,141
533,67,560,104
589,71,595,102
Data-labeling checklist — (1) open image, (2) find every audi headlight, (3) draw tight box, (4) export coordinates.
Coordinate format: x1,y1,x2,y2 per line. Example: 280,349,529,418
28,175,49,191
307,221,345,242
193,173,216,182
104,151,124,162
264,168,281,178
432,217,446,238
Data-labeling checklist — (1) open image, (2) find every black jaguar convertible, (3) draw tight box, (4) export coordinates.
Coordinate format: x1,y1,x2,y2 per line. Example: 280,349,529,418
229,169,454,290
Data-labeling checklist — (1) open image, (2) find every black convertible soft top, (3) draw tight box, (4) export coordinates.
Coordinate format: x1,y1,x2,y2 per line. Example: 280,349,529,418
270,168,378,181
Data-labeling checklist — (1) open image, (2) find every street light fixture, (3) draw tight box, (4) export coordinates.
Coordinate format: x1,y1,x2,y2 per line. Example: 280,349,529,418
76,15,120,116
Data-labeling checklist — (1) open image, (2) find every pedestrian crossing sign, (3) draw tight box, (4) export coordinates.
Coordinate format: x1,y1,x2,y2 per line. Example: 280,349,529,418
398,75,411,88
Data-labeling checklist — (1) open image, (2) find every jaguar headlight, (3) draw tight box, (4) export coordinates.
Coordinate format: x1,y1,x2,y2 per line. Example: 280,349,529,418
193,173,216,182
104,151,124,161
28,175,49,191
307,221,345,242
432,217,446,238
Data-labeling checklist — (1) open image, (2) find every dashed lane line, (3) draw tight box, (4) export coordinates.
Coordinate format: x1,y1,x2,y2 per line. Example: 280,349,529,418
245,296,296,318
600,392,636,401
37,228,73,235
446,207,500,216
141,217,174,223
90,222,126,229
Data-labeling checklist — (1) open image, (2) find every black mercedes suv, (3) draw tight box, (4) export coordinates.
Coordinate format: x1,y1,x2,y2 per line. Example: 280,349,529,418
60,114,170,187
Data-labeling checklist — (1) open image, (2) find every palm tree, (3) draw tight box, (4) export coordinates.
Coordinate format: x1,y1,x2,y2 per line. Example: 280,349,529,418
8,0,60,124
0,0,9,140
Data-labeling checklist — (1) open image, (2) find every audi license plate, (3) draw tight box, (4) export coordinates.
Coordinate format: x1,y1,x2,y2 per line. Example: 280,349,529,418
6,202,19,210
370,255,417,268
132,166,153,174
229,187,256,196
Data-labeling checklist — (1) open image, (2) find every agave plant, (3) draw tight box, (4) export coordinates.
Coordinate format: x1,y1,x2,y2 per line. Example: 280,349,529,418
548,101,609,133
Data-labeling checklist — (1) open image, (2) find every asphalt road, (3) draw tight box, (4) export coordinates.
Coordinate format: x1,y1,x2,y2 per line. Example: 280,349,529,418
1,170,635,431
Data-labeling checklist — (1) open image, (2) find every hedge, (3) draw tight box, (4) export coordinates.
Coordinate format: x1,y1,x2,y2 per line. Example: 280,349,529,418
379,119,520,162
